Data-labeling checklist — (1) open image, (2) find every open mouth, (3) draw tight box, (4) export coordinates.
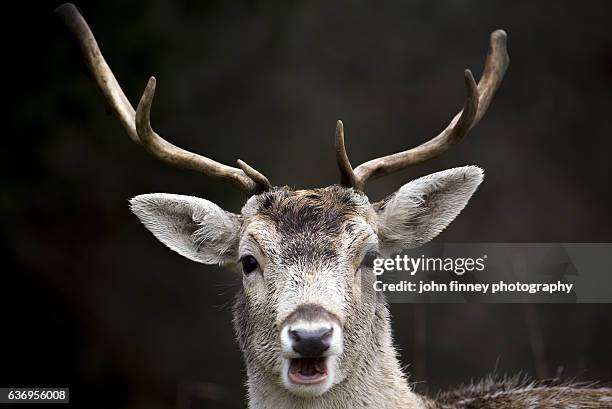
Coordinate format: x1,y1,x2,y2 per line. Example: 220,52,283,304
288,357,328,385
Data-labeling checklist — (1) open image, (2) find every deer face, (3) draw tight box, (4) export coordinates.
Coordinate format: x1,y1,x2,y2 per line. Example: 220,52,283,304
129,166,483,397
233,186,376,397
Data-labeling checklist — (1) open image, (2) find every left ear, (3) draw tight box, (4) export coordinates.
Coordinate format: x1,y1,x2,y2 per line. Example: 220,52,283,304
375,166,484,252
129,193,241,266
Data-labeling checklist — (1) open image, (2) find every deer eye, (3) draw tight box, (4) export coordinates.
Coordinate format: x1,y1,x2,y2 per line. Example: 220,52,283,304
360,250,379,269
240,255,259,275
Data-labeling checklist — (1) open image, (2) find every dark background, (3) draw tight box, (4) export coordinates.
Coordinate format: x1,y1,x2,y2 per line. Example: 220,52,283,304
3,0,611,408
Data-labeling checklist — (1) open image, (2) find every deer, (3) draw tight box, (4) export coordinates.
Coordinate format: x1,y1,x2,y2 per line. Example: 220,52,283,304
57,4,612,408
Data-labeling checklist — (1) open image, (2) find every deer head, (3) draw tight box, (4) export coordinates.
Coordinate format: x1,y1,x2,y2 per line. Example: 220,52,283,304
58,3,508,403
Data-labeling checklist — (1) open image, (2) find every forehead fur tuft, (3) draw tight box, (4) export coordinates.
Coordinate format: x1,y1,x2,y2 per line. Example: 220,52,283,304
246,185,369,234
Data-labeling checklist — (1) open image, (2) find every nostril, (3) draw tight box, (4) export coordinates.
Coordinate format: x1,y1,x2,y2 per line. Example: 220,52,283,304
289,326,333,357
288,329,301,342
322,327,333,340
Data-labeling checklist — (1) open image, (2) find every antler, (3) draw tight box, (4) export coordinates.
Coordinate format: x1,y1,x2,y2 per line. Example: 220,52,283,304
56,3,271,195
336,30,509,191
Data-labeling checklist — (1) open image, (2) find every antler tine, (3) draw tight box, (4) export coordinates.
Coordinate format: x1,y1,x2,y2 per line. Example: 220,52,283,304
56,3,138,143
56,3,270,195
236,159,272,191
338,30,509,191
136,77,271,193
335,120,358,188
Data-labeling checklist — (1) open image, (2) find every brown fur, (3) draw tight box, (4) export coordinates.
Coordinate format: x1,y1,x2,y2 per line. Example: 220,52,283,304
423,375,612,408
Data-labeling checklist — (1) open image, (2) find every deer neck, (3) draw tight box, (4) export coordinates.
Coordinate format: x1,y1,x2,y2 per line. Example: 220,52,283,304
245,304,426,409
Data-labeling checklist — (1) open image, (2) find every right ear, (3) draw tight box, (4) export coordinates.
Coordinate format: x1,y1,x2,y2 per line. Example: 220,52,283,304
375,166,484,253
129,193,241,265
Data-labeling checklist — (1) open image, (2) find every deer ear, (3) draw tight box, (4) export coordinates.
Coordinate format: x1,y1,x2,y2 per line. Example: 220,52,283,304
375,166,483,252
129,193,241,265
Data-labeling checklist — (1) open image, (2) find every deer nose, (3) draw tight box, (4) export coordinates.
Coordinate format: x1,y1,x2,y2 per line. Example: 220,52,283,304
288,326,333,357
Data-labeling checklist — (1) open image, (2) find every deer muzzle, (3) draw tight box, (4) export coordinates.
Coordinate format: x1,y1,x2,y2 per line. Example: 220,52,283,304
279,304,344,396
